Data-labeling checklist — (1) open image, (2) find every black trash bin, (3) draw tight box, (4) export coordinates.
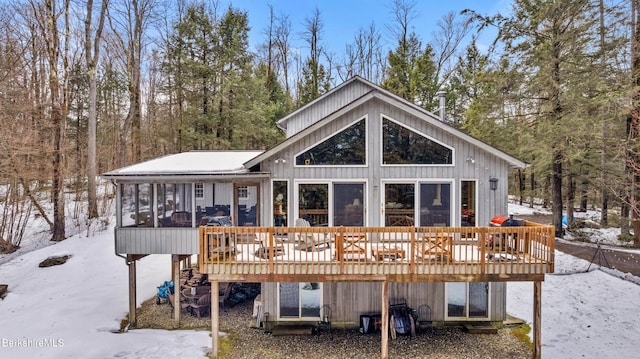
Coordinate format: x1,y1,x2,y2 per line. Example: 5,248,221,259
360,315,373,334
360,314,382,334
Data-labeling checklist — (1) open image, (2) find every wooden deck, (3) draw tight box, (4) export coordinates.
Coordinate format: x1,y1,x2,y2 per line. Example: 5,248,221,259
199,222,555,282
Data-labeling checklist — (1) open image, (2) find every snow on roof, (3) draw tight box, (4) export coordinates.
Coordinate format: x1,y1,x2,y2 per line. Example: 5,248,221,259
103,151,264,176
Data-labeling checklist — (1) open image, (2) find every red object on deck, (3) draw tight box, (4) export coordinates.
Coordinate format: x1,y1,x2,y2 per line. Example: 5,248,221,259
490,215,509,226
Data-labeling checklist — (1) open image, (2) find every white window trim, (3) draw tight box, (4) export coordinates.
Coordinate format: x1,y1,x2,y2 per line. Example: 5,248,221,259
195,183,204,199
380,114,455,167
294,179,368,227
380,178,455,227
460,179,478,227
237,186,248,199
272,179,289,227
276,282,323,321
444,282,491,321
293,115,369,168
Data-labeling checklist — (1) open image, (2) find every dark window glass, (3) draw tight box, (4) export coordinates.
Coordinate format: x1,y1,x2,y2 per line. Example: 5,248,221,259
296,119,366,165
384,183,415,227
333,183,364,226
273,181,288,227
298,184,328,226
419,183,451,227
382,118,452,164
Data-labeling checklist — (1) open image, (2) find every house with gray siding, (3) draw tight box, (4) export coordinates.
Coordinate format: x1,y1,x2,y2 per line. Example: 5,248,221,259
102,77,554,358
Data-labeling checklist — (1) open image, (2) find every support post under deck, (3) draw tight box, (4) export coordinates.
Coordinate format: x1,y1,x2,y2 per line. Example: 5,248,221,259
128,256,137,327
211,281,220,357
173,257,180,326
381,281,389,359
533,281,542,358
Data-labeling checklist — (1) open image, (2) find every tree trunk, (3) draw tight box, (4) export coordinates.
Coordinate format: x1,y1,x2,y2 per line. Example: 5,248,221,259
579,176,588,212
43,0,69,242
552,150,563,238
518,170,525,206
529,172,535,208
566,172,575,230
85,0,108,219
632,0,640,247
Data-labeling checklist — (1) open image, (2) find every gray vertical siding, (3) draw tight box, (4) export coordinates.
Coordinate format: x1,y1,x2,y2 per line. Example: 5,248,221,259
285,81,373,138
115,228,199,254
260,95,513,323
260,281,505,323
263,97,509,228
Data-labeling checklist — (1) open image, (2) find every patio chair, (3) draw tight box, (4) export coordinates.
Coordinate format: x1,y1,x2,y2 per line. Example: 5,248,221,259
337,233,367,260
293,218,331,252
254,232,286,259
218,282,234,309
416,233,452,262
187,293,212,318
170,211,191,227
168,290,191,311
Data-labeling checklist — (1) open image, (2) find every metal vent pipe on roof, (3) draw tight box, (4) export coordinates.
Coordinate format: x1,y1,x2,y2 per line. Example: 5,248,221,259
436,91,446,121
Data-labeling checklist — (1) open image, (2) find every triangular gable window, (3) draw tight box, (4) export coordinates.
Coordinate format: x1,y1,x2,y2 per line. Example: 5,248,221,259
296,118,366,166
382,117,452,165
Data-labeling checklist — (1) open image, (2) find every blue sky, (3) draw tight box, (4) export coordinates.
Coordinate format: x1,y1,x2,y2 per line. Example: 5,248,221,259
229,0,511,56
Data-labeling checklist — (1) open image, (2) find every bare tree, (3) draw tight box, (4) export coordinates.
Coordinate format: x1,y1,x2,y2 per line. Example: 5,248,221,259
30,0,72,241
429,11,472,91
274,13,293,95
630,0,640,246
85,0,109,219
108,0,157,165
338,22,385,83
265,4,275,90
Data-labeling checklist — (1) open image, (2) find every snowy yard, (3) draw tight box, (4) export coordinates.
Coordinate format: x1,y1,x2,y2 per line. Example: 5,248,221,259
0,203,638,358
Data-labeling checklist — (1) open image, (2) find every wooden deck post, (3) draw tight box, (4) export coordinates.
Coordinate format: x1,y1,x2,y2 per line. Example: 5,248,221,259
381,281,389,359
533,281,542,359
173,257,180,326
211,280,220,358
127,255,137,327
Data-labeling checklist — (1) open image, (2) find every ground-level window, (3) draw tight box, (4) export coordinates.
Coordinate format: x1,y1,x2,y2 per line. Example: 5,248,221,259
446,282,489,319
278,282,322,319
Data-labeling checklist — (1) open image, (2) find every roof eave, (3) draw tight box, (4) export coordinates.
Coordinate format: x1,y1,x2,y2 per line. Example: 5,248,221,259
101,171,271,182
246,91,377,168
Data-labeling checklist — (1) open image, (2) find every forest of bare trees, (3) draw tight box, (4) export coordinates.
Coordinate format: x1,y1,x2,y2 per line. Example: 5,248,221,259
0,0,638,249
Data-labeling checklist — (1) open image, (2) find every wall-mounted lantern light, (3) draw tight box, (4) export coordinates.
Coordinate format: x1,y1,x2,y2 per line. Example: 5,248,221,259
489,177,498,191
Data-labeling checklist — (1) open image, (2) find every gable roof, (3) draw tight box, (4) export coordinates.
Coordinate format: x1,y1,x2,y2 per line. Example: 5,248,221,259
246,76,527,169
275,76,364,131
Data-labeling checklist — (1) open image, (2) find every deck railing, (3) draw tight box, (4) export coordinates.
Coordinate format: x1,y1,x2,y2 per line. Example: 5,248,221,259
198,222,555,282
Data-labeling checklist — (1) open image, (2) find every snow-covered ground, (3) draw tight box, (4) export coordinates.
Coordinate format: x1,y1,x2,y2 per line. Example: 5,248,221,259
0,202,638,358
